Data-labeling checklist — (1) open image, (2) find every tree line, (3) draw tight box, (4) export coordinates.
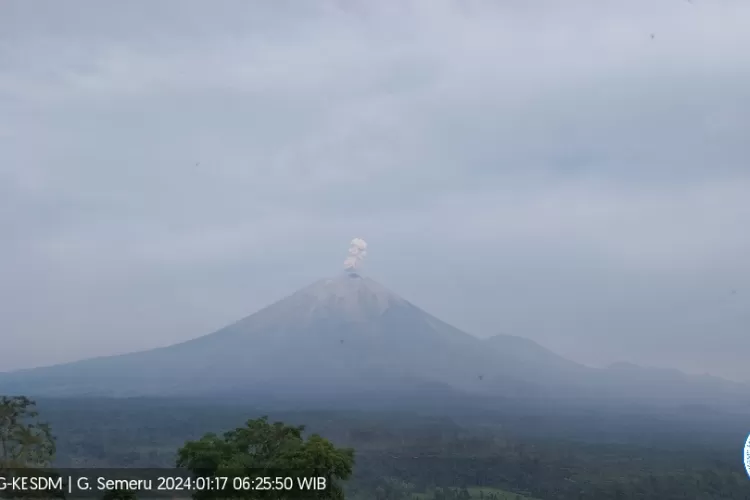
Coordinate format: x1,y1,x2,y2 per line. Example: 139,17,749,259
2,396,749,500
0,396,354,500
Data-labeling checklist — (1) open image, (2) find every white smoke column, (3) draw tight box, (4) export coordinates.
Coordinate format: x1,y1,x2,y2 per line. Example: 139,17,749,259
344,238,368,271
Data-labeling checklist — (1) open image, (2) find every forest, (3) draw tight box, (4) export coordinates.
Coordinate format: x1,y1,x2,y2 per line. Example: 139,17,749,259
1,396,748,500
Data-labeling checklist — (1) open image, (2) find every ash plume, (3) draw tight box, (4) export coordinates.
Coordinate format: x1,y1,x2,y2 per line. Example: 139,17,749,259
344,238,368,271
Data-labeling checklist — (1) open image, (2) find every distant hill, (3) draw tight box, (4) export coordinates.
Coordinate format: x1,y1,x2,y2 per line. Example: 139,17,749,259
1,273,748,413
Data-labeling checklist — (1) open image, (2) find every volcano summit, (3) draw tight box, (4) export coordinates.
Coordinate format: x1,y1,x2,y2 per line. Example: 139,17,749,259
0,273,514,398
0,273,529,397
2,272,749,412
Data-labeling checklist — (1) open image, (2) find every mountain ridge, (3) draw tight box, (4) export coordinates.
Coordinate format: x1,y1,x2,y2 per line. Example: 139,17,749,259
1,273,748,413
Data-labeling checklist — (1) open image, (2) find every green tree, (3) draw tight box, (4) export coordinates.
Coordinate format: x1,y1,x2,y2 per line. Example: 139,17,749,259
0,397,55,470
0,397,62,499
176,416,354,500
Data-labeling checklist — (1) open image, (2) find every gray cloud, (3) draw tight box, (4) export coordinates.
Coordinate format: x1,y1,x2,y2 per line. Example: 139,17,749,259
1,0,749,381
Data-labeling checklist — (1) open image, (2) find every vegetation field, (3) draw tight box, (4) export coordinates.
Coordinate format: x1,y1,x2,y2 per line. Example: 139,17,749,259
2,397,748,500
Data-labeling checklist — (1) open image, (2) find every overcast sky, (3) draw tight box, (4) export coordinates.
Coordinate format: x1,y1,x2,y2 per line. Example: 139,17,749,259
1,0,748,381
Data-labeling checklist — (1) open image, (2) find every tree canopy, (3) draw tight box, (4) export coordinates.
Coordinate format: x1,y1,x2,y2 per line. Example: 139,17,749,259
0,396,55,470
0,397,63,499
176,416,354,500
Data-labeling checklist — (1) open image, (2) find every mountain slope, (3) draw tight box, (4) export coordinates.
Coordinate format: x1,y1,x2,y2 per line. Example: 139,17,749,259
0,274,520,397
1,273,748,413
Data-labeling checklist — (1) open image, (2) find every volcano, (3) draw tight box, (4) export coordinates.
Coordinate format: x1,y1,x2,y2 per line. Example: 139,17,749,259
0,273,503,398
1,273,749,412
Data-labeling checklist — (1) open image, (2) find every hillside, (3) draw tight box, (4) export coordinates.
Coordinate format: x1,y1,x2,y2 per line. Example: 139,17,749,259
1,273,748,413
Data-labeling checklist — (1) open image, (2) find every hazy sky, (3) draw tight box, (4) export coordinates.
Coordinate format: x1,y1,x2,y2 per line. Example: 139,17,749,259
2,0,748,381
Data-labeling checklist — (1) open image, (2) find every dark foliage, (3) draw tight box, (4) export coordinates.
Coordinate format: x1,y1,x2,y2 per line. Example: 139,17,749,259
22,398,750,499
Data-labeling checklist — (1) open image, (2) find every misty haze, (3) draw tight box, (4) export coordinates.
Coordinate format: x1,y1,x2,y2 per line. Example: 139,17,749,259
1,1,749,499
